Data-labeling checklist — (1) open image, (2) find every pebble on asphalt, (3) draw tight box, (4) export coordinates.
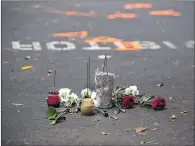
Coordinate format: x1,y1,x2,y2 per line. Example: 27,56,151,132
101,132,107,135
169,97,174,99
134,127,147,133
180,111,188,114
171,114,177,119
11,103,24,106
25,56,31,60
157,82,164,87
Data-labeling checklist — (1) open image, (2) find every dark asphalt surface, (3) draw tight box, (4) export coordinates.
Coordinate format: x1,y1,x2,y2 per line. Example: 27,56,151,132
2,0,194,145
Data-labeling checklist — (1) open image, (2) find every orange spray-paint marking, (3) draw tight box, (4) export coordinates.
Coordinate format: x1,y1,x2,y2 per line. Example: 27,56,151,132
84,36,122,43
115,41,141,51
150,9,180,16
124,3,152,10
50,9,65,15
108,12,136,19
77,11,98,17
52,31,88,38
50,9,98,17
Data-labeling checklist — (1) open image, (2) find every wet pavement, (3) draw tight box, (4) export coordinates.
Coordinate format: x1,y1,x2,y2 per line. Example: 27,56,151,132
1,0,194,145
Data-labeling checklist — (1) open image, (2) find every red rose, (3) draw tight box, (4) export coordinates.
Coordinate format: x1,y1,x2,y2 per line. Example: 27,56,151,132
152,97,166,110
122,96,135,109
47,92,61,108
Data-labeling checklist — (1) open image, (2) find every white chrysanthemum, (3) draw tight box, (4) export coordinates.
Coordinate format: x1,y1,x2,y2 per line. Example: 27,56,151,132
91,91,96,100
70,93,78,100
59,88,71,99
60,97,69,103
125,85,139,96
129,86,138,91
67,92,77,103
132,89,139,96
129,85,139,96
93,98,100,107
81,88,91,98
125,87,132,95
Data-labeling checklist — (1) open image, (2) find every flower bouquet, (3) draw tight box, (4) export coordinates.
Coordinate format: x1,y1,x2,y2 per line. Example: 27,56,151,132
59,88,81,112
138,95,166,110
112,85,140,111
59,88,71,106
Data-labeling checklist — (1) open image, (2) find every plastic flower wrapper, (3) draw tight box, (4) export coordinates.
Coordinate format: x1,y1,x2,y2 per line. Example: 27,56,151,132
112,86,126,113
81,88,91,98
125,85,139,96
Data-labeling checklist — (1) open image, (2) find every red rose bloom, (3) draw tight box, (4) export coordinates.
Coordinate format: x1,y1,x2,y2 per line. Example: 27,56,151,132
152,97,166,110
47,92,61,108
122,95,135,109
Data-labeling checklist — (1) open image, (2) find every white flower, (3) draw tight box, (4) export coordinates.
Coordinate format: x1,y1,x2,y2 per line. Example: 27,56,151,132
59,88,71,99
132,89,139,96
91,91,96,100
60,97,69,103
129,86,138,91
70,93,78,100
89,91,100,107
67,92,78,103
93,98,100,107
81,88,91,98
130,85,139,96
125,87,132,95
124,85,139,96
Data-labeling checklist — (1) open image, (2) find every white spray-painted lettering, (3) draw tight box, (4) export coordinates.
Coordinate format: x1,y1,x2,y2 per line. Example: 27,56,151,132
12,41,42,51
162,41,177,49
186,40,194,49
83,42,111,50
136,41,161,50
46,41,76,51
113,42,124,48
12,41,33,50
98,55,112,59
32,41,42,51
10,40,194,51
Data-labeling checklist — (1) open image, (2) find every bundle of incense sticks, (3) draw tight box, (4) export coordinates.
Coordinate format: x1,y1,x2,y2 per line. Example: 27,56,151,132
87,56,90,97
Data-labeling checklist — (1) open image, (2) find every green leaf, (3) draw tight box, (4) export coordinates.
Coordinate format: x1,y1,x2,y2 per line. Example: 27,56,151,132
46,107,57,120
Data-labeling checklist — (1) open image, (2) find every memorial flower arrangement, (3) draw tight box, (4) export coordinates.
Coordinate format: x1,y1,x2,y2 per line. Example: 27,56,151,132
59,88,81,108
45,55,166,125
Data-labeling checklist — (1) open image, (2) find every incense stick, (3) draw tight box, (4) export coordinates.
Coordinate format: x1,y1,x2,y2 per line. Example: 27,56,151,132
87,62,89,96
53,69,56,92
88,56,90,89
105,54,108,75
103,54,108,75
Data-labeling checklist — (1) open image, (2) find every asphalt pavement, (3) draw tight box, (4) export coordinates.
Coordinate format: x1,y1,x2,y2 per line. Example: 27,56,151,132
1,0,194,145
